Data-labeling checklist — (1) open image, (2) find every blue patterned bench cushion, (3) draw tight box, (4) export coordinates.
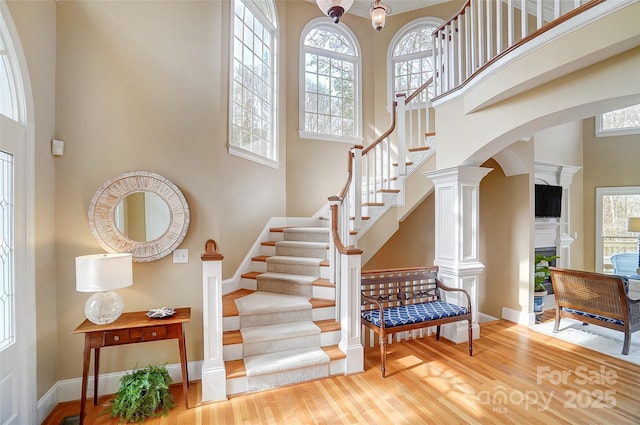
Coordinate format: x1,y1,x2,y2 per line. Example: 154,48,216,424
561,307,624,326
361,301,468,328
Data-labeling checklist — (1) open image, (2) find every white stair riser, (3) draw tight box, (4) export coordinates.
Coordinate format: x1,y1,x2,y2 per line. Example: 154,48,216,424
312,307,336,321
226,359,344,397
275,246,328,259
313,285,335,300
224,330,340,361
244,334,320,357
283,231,329,243
240,309,312,328
257,280,313,297
267,262,320,276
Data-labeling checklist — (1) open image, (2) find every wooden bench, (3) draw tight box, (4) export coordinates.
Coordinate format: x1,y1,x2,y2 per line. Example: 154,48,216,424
361,266,472,377
549,267,640,354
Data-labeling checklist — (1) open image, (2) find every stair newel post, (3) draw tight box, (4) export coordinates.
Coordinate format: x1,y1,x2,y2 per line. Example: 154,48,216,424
328,203,365,375
352,146,363,233
200,240,227,403
396,93,407,177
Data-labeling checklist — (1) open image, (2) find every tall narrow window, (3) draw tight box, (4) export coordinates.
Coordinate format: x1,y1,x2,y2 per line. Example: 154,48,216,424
0,15,19,121
389,19,441,106
299,20,361,144
0,151,14,351
230,0,278,167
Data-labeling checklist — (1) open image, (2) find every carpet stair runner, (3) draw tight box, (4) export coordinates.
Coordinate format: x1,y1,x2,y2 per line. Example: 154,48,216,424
222,226,344,394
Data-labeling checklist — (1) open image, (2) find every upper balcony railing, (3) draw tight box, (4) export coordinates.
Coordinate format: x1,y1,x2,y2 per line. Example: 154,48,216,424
432,0,605,99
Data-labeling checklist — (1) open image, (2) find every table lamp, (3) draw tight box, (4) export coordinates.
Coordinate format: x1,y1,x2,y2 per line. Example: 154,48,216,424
628,217,640,274
76,253,133,324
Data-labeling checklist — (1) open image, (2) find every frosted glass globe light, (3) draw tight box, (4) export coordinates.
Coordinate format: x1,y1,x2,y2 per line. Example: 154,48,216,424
76,253,133,325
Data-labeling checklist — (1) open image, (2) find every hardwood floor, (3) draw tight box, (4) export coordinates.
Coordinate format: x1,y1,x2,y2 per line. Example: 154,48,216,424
43,314,640,424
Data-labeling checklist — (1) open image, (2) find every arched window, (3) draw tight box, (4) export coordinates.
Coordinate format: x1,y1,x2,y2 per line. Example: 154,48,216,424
388,18,442,107
299,20,361,144
229,0,278,167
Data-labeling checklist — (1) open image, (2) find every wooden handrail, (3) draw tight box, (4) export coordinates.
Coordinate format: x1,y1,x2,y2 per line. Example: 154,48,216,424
329,203,363,255
362,101,398,155
433,0,471,35
404,77,433,105
335,147,358,201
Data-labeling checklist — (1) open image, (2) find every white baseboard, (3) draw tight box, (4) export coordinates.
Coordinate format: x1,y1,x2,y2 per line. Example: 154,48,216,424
37,360,202,424
502,306,535,326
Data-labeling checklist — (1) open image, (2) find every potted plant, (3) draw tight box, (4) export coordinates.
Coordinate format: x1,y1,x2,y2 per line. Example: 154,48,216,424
102,364,176,423
534,253,559,315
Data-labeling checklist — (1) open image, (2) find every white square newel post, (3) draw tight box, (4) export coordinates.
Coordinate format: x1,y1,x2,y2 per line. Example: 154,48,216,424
201,240,226,402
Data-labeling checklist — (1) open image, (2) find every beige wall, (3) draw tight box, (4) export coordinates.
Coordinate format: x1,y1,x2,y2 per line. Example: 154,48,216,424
363,193,435,271
478,158,531,318
583,117,640,271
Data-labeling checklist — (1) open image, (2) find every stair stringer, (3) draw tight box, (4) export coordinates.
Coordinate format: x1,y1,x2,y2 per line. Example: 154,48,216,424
356,153,437,265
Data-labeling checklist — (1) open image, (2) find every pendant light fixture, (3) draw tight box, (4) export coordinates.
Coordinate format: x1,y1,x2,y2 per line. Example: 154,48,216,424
370,0,391,31
316,0,354,24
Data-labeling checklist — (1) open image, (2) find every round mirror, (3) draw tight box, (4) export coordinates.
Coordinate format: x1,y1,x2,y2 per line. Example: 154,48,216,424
88,171,190,262
114,192,171,242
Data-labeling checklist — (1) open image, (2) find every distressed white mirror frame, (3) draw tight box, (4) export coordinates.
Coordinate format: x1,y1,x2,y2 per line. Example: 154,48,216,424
88,171,190,262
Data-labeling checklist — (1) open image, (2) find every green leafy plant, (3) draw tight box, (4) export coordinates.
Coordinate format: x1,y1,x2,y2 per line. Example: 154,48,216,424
102,364,176,423
534,253,560,293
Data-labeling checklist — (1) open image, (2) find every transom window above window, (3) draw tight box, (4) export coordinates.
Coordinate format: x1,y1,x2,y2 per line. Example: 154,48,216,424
299,20,361,144
596,104,640,137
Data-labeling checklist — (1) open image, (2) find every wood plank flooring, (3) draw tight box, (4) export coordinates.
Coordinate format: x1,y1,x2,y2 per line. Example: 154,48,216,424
42,314,640,424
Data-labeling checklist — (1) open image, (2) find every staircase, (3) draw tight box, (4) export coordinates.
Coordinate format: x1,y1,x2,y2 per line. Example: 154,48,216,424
221,226,345,395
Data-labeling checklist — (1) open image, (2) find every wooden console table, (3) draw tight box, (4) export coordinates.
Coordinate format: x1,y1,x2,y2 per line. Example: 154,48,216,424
72,307,191,425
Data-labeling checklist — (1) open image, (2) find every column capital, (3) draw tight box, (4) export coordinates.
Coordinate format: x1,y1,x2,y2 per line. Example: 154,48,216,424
425,165,493,186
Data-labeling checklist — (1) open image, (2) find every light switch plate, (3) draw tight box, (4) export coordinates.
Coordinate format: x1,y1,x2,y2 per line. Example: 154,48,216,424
173,249,188,263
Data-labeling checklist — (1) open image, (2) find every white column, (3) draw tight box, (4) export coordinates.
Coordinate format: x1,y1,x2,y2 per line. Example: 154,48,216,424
425,166,492,343
200,241,226,402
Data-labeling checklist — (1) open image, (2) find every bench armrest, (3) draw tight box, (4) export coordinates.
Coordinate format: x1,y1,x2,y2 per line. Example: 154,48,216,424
436,279,472,310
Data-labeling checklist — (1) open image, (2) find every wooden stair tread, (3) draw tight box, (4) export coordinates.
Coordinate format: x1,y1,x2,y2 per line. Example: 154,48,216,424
223,289,255,316
310,298,335,308
363,202,384,207
313,278,333,287
378,189,400,193
241,271,262,280
261,241,276,247
225,359,246,379
409,146,431,152
251,255,269,262
324,344,346,361
223,330,242,345
315,319,340,332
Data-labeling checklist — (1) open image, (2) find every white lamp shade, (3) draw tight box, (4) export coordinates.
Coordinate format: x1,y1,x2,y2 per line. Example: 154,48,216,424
76,253,133,292
629,217,640,233
316,0,354,22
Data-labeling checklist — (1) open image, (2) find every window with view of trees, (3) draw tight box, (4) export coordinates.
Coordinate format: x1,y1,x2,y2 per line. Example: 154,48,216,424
229,0,278,167
595,187,640,273
596,104,640,137
389,19,440,107
299,21,360,144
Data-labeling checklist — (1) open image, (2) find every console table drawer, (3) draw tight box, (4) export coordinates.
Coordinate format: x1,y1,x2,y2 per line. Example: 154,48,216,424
102,330,130,346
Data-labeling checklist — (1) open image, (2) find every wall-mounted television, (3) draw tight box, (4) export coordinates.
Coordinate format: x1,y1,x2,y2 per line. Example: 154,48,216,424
535,184,562,218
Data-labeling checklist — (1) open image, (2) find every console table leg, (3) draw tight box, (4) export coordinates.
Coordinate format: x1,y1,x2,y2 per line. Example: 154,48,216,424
178,325,189,408
80,336,91,425
93,347,100,405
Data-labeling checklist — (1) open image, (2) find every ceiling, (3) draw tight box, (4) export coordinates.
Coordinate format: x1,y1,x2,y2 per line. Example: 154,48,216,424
346,0,450,17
